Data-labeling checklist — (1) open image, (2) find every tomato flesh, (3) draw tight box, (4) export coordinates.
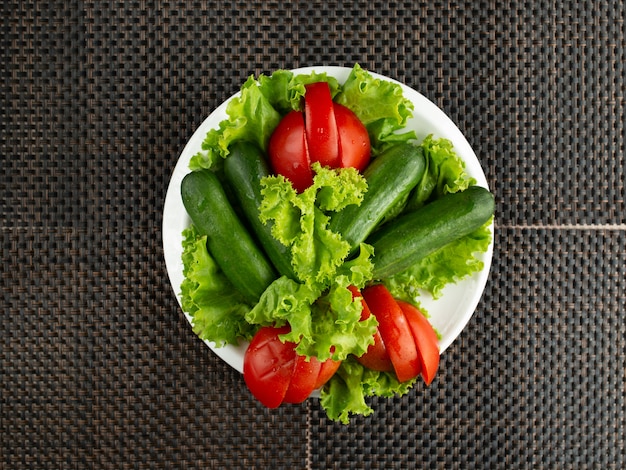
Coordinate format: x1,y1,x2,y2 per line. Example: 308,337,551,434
243,325,297,408
304,82,340,168
268,110,313,192
283,354,322,404
269,81,371,192
314,357,342,390
333,103,371,172
397,301,440,385
362,285,421,382
349,286,393,372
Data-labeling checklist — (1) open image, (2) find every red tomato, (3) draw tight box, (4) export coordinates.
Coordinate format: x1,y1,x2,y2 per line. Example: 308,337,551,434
283,354,321,404
269,81,371,192
268,110,313,192
243,325,297,408
349,286,393,372
244,325,343,407
362,285,421,382
304,82,340,167
333,103,371,172
314,357,342,389
397,301,440,386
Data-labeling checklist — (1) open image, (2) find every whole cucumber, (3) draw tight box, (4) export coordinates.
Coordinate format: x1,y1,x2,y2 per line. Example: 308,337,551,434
223,141,297,279
329,143,426,251
181,169,277,303
368,185,495,280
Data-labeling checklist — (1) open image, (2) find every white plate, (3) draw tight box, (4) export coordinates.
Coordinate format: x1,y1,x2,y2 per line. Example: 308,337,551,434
163,66,493,375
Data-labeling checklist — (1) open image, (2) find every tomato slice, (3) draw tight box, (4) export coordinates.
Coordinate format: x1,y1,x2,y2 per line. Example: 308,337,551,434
313,357,342,390
397,301,440,386
362,285,421,382
243,325,297,408
349,286,393,372
333,103,371,172
283,354,322,404
304,82,340,167
268,110,313,192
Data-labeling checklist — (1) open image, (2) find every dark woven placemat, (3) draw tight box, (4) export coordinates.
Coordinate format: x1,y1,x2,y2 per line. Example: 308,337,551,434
2,1,625,468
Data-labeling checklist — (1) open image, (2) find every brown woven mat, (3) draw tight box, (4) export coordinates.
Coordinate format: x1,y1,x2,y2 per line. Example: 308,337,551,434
2,1,625,468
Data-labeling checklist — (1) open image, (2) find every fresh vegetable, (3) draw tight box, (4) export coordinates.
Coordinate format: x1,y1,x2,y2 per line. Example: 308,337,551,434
178,64,494,423
243,325,294,408
243,325,341,408
349,286,392,372
398,300,440,385
268,81,371,192
405,134,477,211
223,141,297,279
180,224,254,346
369,185,495,280
303,81,340,167
180,169,277,303
244,165,377,362
361,285,421,383
267,110,313,193
328,142,426,251
333,103,371,171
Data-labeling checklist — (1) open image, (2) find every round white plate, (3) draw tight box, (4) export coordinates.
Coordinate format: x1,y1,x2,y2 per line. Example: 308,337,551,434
163,66,493,374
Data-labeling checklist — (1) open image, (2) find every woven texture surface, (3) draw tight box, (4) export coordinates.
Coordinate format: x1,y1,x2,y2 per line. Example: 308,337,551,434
2,1,625,468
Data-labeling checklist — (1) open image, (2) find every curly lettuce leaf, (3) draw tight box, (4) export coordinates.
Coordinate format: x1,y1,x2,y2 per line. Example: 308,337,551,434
190,76,283,170
288,71,341,111
320,357,415,424
245,275,377,362
407,134,477,210
180,225,254,346
385,219,493,300
189,70,341,170
250,165,375,361
335,64,416,154
259,163,367,287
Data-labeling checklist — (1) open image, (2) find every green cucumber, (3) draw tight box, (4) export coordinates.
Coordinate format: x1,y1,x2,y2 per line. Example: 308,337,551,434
223,141,297,279
329,143,426,251
181,169,277,303
369,185,495,279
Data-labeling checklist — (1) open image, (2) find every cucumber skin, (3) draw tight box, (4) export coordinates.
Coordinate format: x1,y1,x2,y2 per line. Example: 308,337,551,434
181,169,277,303
368,186,495,280
223,141,297,279
329,143,426,251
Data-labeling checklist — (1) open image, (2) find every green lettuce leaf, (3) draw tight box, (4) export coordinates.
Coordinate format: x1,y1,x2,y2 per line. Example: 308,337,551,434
335,64,416,154
259,163,367,287
407,134,477,210
320,357,415,424
245,274,377,362
385,219,493,300
180,225,254,345
190,76,283,170
188,70,341,171
250,164,376,361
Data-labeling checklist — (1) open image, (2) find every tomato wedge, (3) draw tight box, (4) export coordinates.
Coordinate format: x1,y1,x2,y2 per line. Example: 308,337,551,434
333,103,371,172
314,357,342,389
397,301,440,385
349,286,393,372
283,354,321,404
244,325,343,407
304,82,340,167
243,325,296,408
361,285,421,382
268,110,313,192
